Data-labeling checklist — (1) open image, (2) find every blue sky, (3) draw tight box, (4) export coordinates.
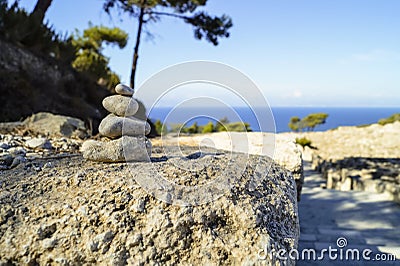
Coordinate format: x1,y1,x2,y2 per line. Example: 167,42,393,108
17,0,400,107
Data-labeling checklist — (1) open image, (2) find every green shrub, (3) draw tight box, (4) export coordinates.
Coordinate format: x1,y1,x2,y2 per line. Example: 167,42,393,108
295,137,314,149
356,124,370,128
226,122,252,132
166,118,252,134
71,24,128,90
378,113,400,125
288,113,328,132
288,116,300,132
202,122,215,133
154,119,167,135
187,122,199,134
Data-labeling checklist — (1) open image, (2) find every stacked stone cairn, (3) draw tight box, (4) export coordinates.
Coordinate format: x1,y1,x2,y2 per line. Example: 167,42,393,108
82,84,152,162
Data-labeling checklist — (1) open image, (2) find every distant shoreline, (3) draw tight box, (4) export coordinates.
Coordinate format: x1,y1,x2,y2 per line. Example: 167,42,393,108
147,106,400,133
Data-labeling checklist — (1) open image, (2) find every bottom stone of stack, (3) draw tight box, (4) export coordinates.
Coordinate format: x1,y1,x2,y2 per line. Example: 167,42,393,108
81,136,152,162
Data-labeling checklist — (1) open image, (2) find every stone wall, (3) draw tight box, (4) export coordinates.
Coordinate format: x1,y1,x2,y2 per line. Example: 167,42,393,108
312,155,400,204
294,122,400,204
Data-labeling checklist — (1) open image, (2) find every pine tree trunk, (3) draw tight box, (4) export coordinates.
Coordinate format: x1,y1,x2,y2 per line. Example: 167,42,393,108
130,2,146,89
32,0,53,22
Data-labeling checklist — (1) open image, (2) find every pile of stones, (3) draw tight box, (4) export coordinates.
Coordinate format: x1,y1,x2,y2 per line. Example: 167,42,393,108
82,84,152,162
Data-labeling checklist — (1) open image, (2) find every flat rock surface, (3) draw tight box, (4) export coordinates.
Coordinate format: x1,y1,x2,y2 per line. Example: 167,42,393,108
157,132,304,200
0,145,299,265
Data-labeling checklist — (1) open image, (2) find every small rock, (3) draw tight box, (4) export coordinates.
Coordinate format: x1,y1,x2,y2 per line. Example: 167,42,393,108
102,95,139,117
0,142,10,149
87,240,99,252
81,136,152,162
95,231,115,244
43,162,54,169
10,155,26,168
25,138,52,150
77,206,87,216
0,154,13,166
42,238,56,249
8,147,26,156
126,233,142,247
115,83,134,96
135,198,146,213
37,223,57,240
99,114,151,138
61,143,69,150
75,171,86,185
54,258,68,265
33,164,42,172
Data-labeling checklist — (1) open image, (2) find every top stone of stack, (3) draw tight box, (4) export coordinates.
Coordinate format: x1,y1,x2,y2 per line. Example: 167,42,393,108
115,83,134,96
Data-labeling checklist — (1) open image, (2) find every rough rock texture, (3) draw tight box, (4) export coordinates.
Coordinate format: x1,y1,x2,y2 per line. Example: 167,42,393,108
156,132,304,201
102,95,139,117
99,114,151,139
273,135,304,201
81,136,152,163
0,145,299,265
23,112,88,139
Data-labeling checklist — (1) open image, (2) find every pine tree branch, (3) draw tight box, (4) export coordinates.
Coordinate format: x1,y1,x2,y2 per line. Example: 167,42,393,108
147,11,190,20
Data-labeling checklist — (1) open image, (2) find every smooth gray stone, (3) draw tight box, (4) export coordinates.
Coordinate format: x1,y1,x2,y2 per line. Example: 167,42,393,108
115,84,134,96
10,155,26,168
102,95,139,117
81,136,152,162
99,114,150,138
0,153,13,166
25,137,52,150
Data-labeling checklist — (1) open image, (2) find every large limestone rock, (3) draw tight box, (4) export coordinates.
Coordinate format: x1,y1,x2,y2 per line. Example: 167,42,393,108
23,112,88,138
158,132,304,201
0,146,299,265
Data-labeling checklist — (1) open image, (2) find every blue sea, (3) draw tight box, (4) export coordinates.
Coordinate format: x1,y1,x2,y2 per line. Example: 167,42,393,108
147,107,400,133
